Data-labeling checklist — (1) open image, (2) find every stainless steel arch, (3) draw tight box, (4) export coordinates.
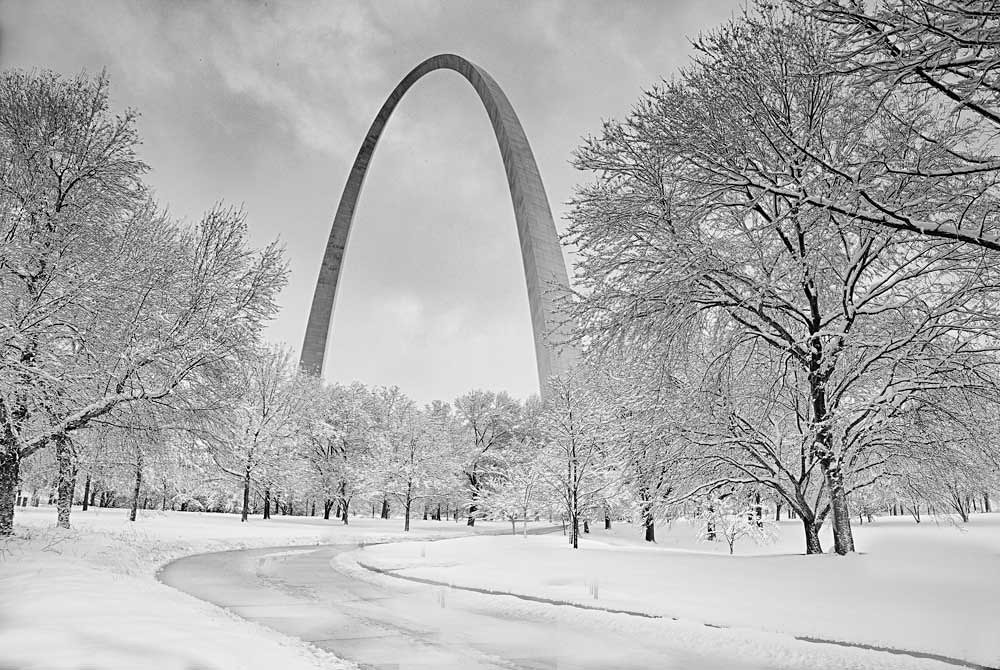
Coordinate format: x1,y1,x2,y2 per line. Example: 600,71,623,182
301,53,576,390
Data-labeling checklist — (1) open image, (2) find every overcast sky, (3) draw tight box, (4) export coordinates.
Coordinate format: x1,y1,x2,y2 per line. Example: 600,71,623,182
2,1,742,405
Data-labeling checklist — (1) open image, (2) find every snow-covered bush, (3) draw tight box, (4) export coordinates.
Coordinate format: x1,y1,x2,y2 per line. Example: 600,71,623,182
697,490,778,554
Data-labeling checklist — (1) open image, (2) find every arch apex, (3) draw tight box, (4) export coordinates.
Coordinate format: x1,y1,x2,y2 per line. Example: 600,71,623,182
301,54,576,394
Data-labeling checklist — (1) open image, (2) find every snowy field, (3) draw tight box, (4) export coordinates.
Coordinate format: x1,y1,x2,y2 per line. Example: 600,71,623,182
354,514,1000,669
4,507,997,670
0,506,521,670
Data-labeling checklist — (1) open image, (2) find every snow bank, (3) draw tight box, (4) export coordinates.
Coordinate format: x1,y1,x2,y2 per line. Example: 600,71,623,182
0,525,351,670
356,515,1000,669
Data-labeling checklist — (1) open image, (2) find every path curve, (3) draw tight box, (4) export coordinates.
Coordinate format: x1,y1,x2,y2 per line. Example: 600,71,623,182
157,542,972,670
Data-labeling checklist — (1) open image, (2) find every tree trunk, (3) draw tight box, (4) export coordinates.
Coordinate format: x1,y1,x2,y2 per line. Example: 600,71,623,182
957,497,970,523
338,481,348,523
404,482,412,532
0,449,19,537
82,474,91,512
754,492,763,528
803,518,823,554
984,492,991,513
55,435,76,529
129,455,143,522
821,458,856,554
604,507,611,530
435,503,442,521
263,487,271,519
774,501,782,521
311,500,316,516
161,480,168,511
90,486,98,508
380,498,390,519
323,498,333,520
241,467,251,523
810,348,855,555
642,502,655,542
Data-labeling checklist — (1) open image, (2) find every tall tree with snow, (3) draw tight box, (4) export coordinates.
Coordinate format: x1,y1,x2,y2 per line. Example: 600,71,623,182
0,70,286,535
566,8,1000,554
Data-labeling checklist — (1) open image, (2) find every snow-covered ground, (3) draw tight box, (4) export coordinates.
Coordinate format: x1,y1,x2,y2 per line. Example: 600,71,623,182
354,514,1000,669
0,506,519,670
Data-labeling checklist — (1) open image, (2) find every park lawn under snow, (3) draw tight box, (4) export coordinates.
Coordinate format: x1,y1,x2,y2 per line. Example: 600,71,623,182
0,506,517,670
356,515,1000,669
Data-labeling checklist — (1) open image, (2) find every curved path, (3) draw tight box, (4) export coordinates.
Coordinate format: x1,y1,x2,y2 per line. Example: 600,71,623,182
158,543,964,670
159,544,704,669
301,53,577,390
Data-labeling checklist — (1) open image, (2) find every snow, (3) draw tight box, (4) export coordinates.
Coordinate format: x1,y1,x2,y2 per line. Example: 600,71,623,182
333,541,962,670
6,506,997,669
0,506,525,670
353,514,1000,669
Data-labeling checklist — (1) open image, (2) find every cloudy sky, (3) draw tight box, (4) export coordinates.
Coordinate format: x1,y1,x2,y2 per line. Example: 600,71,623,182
2,1,742,404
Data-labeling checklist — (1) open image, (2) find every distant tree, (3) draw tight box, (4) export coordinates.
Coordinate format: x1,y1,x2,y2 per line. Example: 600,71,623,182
697,487,779,554
892,387,1000,523
480,435,545,536
204,346,300,522
297,380,373,523
385,406,453,532
538,372,618,549
454,390,520,526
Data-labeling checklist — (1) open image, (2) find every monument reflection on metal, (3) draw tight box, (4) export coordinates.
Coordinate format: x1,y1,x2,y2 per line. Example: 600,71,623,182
301,53,576,392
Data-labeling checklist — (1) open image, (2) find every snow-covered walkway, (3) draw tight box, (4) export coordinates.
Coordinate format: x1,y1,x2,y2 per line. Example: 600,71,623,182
160,540,970,669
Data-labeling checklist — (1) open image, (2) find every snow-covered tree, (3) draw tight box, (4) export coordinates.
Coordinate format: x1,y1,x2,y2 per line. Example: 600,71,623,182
479,435,545,536
697,487,779,554
794,0,1000,251
296,380,373,523
0,70,286,535
203,346,300,522
454,390,520,526
566,7,1000,555
537,371,618,549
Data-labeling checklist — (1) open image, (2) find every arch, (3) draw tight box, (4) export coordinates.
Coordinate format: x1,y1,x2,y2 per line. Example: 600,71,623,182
301,53,576,392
